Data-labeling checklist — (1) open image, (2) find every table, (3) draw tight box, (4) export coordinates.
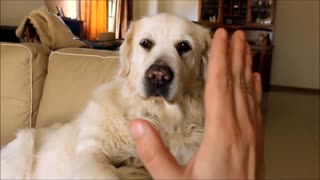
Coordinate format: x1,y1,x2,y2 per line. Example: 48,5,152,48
82,39,124,51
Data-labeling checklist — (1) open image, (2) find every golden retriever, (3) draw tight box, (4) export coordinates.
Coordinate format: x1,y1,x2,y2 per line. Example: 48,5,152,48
1,13,211,179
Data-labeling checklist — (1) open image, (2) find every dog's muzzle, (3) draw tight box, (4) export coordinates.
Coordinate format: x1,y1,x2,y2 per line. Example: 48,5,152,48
144,64,174,99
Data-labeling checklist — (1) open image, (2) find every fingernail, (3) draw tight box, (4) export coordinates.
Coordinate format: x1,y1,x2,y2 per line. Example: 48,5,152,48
129,121,145,140
216,28,227,39
246,43,251,53
254,73,261,82
220,29,227,39
238,31,245,40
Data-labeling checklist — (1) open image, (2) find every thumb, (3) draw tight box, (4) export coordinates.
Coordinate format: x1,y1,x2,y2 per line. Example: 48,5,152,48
129,119,183,179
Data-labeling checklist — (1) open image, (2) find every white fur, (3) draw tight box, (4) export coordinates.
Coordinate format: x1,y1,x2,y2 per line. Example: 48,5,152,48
1,13,211,179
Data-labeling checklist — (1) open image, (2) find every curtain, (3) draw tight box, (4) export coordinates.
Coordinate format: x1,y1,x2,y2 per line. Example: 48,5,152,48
114,0,132,39
80,0,108,40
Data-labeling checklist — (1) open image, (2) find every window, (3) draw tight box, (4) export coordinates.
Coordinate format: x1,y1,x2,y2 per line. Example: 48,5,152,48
108,0,117,32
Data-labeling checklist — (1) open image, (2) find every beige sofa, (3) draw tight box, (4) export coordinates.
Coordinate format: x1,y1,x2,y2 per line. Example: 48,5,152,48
0,43,120,146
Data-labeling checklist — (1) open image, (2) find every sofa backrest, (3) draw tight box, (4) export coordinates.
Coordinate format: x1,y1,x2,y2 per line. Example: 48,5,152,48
0,43,51,146
35,48,120,128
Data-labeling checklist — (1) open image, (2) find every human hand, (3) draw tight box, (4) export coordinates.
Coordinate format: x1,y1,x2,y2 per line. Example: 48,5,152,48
129,28,263,179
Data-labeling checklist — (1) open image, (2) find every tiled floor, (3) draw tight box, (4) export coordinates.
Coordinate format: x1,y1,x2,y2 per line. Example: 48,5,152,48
262,91,319,179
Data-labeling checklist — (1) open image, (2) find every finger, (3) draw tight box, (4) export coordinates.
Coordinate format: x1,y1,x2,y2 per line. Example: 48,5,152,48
245,43,253,90
204,28,238,146
243,45,262,180
230,30,246,79
206,28,230,97
205,28,235,129
251,73,264,179
245,43,254,99
230,31,254,139
244,43,257,126
253,73,262,106
230,30,250,113
252,73,263,126
129,119,183,178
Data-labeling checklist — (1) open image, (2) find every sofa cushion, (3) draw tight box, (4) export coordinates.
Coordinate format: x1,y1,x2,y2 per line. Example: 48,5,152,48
35,48,120,128
0,43,50,146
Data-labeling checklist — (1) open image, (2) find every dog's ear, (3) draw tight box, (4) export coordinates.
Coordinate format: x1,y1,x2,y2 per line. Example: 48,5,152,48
200,28,212,80
119,22,136,77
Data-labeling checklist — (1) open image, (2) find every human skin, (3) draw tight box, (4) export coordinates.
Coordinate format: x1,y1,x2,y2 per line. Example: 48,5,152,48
129,28,264,179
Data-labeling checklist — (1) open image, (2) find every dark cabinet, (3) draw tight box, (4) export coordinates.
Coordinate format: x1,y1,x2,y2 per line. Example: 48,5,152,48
62,18,84,39
0,26,20,42
198,0,276,91
198,0,275,29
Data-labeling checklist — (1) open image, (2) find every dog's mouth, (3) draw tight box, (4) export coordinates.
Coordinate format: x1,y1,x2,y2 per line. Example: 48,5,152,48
144,64,174,100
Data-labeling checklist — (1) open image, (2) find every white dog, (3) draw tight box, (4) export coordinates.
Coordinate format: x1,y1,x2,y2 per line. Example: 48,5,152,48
1,13,211,179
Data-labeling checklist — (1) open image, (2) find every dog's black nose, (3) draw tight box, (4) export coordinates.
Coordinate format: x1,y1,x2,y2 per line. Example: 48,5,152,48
146,65,173,87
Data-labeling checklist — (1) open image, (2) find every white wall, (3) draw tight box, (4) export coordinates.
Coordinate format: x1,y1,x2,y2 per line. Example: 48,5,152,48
45,0,78,19
0,0,44,26
271,0,319,89
133,0,198,21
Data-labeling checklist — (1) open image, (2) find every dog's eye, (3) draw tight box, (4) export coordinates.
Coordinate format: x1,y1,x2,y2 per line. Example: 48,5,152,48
139,39,153,50
176,41,192,55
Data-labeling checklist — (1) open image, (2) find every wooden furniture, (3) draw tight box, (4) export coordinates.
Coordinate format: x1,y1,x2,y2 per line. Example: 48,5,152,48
62,17,84,39
198,0,276,91
198,0,275,30
251,44,273,91
82,39,124,51
0,26,20,42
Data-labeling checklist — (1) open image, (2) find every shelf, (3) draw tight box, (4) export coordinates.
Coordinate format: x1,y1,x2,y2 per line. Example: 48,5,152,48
224,15,247,18
250,44,274,50
198,0,275,92
198,0,274,31
252,7,272,10
197,21,273,31
203,5,219,8
251,5,272,8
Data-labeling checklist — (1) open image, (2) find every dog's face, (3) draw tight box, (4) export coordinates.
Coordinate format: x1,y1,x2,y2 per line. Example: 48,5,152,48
120,13,211,102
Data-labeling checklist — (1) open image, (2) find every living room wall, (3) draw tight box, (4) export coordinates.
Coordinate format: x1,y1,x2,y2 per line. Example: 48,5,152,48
271,0,319,89
44,0,77,19
133,0,198,21
0,0,44,26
